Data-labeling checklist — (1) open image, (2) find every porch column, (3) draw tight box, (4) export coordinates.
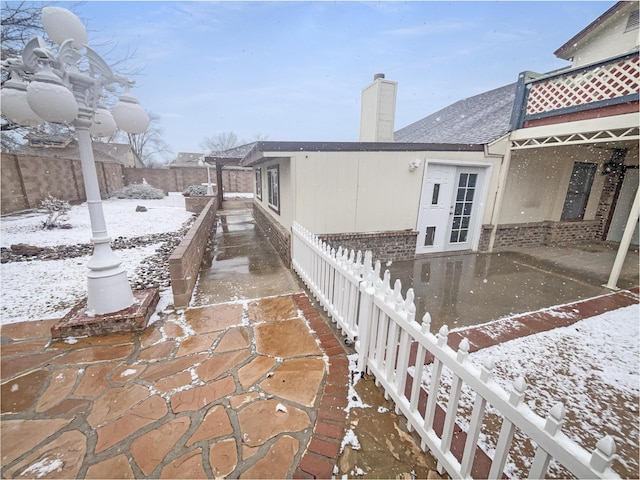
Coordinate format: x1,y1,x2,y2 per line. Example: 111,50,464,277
487,144,513,252
216,162,224,206
606,187,639,290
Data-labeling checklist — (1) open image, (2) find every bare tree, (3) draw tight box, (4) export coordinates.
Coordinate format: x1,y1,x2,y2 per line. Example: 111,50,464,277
200,131,240,153
1,1,47,63
200,131,269,153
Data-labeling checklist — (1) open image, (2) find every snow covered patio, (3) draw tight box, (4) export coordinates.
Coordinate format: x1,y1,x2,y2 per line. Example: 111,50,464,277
0,194,638,477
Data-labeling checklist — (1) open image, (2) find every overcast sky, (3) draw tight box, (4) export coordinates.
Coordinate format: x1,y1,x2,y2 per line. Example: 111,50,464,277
47,1,614,157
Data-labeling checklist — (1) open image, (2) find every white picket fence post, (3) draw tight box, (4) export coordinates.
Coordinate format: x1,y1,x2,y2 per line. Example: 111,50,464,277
290,222,619,479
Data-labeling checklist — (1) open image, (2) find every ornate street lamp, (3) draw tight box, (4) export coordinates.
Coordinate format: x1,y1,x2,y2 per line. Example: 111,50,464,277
1,7,150,315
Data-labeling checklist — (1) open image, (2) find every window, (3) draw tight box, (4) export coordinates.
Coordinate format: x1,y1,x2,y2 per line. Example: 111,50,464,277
255,168,262,200
561,162,596,221
267,165,280,213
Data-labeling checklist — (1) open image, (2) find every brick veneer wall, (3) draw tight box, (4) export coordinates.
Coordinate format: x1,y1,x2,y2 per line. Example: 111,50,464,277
252,202,291,268
169,198,218,307
594,170,624,239
319,230,418,262
482,220,603,250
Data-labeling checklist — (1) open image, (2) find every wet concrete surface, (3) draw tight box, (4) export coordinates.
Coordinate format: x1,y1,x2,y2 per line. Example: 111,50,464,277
191,203,301,305
385,243,639,333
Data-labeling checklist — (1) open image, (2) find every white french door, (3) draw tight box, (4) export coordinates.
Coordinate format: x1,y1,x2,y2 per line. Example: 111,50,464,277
416,164,485,254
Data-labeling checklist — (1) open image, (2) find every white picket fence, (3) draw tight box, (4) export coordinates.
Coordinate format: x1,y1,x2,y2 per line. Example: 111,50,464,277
291,222,619,479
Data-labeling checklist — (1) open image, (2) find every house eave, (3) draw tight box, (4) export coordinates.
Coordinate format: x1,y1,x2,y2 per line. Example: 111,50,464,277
554,1,634,60
241,141,485,167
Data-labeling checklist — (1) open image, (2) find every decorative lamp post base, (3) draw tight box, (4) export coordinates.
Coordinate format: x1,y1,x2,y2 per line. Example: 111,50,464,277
51,288,159,340
87,267,134,315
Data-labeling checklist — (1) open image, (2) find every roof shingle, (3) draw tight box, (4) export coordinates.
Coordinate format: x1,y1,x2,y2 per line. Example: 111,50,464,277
394,83,516,145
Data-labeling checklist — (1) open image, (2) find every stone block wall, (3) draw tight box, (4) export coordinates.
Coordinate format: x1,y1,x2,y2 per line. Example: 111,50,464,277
253,202,291,268
1,154,93,214
169,198,218,308
124,167,205,193
222,167,253,193
2,154,253,215
319,230,418,262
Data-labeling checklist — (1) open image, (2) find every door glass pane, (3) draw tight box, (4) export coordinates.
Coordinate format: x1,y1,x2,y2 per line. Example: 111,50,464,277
465,189,475,202
425,226,436,246
432,184,440,205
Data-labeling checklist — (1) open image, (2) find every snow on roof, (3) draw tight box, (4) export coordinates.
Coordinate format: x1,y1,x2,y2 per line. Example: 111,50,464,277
394,83,516,145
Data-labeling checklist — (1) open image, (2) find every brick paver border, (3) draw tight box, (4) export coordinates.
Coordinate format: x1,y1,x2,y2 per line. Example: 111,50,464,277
291,293,349,479
448,287,639,352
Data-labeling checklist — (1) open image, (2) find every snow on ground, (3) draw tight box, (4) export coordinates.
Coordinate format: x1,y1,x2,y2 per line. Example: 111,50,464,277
1,194,192,324
1,244,160,324
1,193,191,248
419,304,639,478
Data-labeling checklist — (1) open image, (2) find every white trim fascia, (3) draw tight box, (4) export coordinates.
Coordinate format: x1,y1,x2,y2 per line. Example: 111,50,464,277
485,133,510,157
510,112,639,141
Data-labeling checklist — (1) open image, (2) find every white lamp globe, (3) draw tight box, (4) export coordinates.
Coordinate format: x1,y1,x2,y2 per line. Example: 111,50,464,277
41,7,88,49
26,67,78,123
90,107,117,137
1,75,43,126
112,92,149,134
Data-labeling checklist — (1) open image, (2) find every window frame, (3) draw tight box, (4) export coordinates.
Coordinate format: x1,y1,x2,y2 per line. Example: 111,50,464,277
267,165,280,214
255,167,262,200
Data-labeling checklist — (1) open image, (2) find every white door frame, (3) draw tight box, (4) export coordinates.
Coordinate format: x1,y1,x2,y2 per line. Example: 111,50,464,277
416,160,492,255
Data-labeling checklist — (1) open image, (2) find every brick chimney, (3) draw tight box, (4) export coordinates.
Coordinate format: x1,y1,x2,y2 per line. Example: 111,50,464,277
359,73,398,142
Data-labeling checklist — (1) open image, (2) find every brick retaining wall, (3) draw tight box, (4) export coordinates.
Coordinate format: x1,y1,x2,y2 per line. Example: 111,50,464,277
169,198,218,308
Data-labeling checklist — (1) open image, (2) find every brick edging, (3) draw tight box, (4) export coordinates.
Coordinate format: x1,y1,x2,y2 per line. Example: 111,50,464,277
448,287,640,352
291,293,349,479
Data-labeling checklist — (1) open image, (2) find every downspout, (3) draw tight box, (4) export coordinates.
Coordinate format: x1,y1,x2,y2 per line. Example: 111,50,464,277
606,186,639,290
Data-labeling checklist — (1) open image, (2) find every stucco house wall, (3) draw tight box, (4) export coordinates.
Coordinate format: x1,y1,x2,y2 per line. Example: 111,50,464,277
498,146,610,225
252,149,501,236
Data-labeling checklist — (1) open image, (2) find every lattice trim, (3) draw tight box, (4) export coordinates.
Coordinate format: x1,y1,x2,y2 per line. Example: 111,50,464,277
512,126,640,149
526,56,639,115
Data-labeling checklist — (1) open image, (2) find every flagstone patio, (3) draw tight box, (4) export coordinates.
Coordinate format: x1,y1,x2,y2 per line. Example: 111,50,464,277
0,294,350,479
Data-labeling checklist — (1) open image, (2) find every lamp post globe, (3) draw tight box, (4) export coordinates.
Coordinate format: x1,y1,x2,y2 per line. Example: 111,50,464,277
26,66,79,123
1,6,150,315
41,6,88,48
0,73,43,126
